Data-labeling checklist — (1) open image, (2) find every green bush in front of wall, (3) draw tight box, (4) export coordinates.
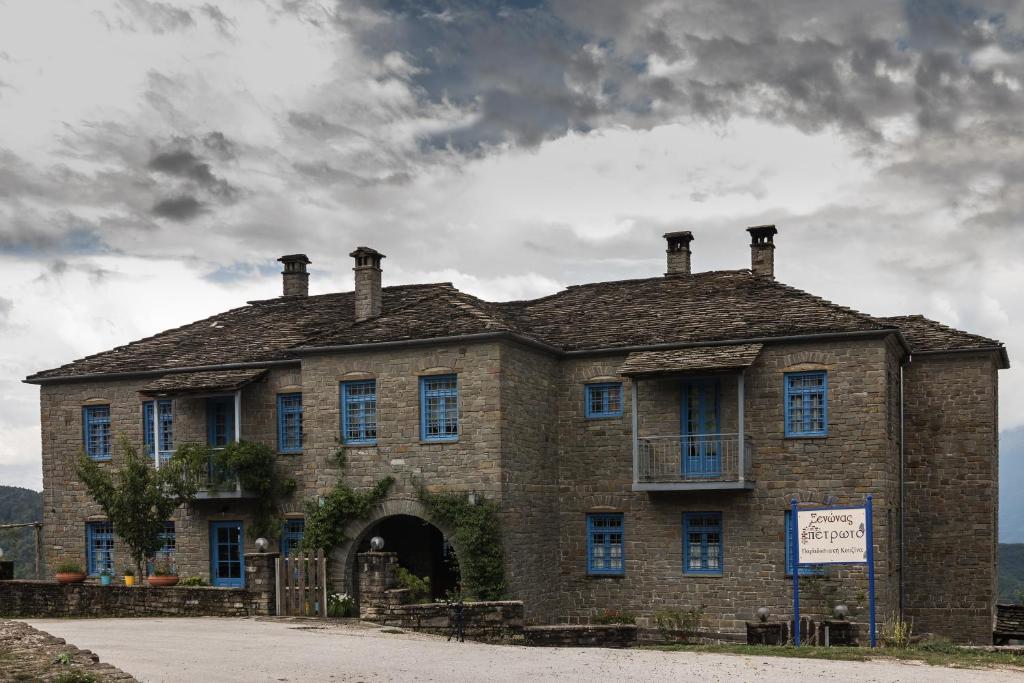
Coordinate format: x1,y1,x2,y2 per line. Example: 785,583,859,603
418,489,506,601
205,441,297,541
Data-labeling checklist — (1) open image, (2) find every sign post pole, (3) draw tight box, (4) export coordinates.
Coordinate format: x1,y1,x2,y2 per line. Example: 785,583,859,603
791,497,800,647
866,494,876,648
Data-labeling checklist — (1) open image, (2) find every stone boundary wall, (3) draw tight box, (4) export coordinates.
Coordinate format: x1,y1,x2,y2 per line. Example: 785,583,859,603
523,624,638,648
374,594,524,641
0,580,268,618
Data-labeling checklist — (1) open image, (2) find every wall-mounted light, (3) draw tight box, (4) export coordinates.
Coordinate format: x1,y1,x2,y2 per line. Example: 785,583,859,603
254,537,269,552
370,536,385,551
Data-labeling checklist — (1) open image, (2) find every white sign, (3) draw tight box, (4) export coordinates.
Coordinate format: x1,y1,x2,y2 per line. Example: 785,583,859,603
796,507,868,565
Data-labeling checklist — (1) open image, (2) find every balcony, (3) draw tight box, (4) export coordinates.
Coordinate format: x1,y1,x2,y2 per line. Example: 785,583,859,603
634,434,754,491
194,450,256,500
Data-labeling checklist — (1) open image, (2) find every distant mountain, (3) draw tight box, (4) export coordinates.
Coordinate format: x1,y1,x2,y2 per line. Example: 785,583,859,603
0,485,43,578
999,544,1024,603
1001,426,1024,543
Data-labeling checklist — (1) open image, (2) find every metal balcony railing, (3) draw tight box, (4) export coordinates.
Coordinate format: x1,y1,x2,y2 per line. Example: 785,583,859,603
636,433,753,487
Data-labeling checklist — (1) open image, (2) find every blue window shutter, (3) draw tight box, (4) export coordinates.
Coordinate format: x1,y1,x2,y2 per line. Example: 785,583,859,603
420,375,458,442
83,405,111,461
341,381,377,445
143,401,155,456
784,371,828,437
683,512,723,575
586,513,625,575
281,518,305,556
86,521,114,575
584,383,624,419
277,393,303,453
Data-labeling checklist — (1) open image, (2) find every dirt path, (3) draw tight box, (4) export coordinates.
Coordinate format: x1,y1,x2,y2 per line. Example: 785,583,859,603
22,618,1024,683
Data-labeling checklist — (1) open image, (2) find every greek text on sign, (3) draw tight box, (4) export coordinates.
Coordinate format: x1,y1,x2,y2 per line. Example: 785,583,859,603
796,507,868,564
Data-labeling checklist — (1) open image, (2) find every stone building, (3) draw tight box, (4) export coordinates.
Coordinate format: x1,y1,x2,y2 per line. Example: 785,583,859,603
26,227,1008,643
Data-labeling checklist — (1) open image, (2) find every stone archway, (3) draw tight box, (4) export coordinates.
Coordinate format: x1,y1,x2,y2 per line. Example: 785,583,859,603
331,496,460,603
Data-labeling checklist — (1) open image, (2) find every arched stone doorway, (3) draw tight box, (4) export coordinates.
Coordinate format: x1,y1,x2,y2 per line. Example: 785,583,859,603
332,497,460,606
356,515,459,600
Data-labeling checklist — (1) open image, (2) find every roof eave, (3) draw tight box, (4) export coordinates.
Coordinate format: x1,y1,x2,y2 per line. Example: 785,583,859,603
912,346,1010,370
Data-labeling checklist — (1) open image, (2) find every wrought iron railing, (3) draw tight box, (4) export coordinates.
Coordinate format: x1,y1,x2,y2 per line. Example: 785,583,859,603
636,433,753,484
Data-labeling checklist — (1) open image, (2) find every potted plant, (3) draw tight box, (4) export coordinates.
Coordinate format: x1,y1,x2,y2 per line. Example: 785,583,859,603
99,568,113,586
147,552,179,587
55,561,86,584
123,567,135,587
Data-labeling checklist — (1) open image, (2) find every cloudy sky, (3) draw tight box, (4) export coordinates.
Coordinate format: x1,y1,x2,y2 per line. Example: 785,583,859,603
1,0,1022,516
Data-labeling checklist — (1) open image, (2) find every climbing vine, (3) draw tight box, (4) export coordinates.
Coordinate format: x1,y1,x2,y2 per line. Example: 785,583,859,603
301,476,395,553
418,488,506,601
206,441,297,541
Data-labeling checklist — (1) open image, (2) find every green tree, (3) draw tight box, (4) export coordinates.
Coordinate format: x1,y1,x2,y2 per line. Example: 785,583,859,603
76,437,206,577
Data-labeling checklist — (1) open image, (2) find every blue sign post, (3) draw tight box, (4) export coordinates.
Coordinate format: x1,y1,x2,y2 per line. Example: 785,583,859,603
790,495,876,648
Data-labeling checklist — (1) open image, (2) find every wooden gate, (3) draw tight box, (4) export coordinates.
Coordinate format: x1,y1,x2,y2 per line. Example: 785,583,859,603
275,550,328,617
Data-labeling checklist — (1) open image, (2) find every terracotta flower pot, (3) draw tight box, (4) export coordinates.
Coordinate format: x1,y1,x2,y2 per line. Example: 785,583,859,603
55,572,86,584
147,575,179,587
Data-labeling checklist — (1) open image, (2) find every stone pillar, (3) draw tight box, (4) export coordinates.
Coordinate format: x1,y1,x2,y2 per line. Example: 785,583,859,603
663,230,694,276
244,552,279,616
358,551,398,621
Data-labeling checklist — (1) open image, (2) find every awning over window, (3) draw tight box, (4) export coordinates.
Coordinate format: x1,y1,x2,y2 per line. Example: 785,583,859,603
618,343,763,377
139,368,267,397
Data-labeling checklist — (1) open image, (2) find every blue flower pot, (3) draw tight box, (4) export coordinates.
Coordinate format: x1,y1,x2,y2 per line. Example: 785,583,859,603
100,574,112,586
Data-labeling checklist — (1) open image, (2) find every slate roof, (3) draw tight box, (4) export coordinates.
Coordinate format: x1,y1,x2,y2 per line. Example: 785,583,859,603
139,368,268,396
875,315,1003,354
619,344,764,376
25,270,1008,383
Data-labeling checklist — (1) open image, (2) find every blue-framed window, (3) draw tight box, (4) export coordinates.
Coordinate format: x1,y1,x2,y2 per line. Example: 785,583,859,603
584,382,623,419
207,398,235,448
341,381,377,445
683,512,723,575
83,405,111,461
784,371,828,436
158,521,175,555
86,521,114,575
420,375,458,442
143,400,174,462
586,513,624,575
277,393,303,453
281,518,305,556
784,511,824,576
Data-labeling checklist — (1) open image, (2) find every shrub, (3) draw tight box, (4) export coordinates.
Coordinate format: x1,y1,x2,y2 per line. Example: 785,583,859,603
123,567,135,577
179,576,207,586
653,606,706,643
418,489,505,600
592,609,637,625
55,561,83,574
328,592,356,617
880,610,913,649
395,566,432,603
302,477,395,553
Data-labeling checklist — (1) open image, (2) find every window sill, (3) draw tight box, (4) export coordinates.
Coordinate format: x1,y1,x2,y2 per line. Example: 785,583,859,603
420,439,459,445
586,573,625,579
277,450,303,456
584,414,623,421
784,433,828,440
682,572,723,577
340,442,378,449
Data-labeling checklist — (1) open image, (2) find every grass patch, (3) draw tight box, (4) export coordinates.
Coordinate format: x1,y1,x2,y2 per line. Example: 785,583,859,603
643,643,1024,670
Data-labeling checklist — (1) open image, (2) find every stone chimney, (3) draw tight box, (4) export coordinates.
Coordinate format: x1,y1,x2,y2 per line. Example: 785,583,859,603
350,246,385,321
663,231,694,276
278,254,311,297
746,225,778,278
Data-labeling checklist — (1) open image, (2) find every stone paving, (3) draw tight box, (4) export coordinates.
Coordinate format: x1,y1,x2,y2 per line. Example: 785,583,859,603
0,619,136,682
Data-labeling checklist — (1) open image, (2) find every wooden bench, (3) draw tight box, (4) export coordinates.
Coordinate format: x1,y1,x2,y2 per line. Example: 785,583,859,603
994,604,1024,645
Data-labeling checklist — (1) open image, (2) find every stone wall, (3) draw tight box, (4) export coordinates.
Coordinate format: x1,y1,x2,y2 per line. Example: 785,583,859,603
903,352,1000,644
498,341,561,623
357,550,523,641
0,581,265,618
523,624,637,648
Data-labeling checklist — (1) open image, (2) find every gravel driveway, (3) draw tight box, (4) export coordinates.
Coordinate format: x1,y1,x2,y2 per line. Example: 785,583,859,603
22,618,1024,683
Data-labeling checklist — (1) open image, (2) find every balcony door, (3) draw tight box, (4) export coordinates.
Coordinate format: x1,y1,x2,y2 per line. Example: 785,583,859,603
681,379,721,478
